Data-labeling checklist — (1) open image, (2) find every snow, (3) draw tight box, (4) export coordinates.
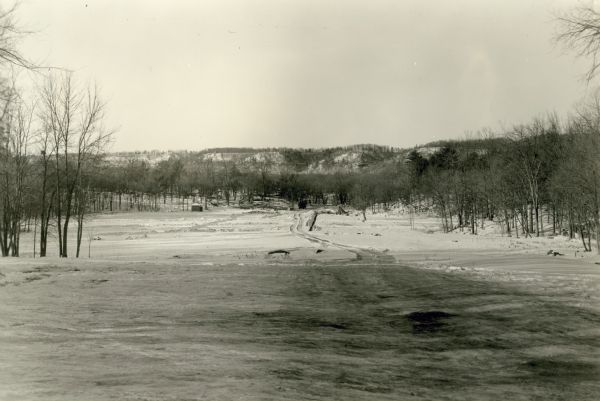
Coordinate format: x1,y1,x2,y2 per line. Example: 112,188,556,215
332,152,361,168
6,207,599,298
307,209,600,311
2,207,600,400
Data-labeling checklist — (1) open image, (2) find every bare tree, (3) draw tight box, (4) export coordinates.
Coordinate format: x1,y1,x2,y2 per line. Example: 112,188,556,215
253,155,273,201
0,1,39,257
556,3,600,81
0,2,32,70
40,72,112,257
36,116,56,257
567,93,600,253
0,83,35,257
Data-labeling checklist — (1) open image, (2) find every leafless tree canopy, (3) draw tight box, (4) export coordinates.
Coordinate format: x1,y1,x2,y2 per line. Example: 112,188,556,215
556,4,600,82
0,2,31,69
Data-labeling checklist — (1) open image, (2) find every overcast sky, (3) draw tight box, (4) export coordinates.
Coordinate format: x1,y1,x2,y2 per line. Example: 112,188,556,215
17,0,593,151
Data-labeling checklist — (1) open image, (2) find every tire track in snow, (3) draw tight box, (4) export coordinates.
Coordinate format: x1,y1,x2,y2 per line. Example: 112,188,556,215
289,212,395,263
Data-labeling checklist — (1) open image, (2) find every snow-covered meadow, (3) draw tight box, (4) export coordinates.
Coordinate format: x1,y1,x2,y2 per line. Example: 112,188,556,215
1,207,599,400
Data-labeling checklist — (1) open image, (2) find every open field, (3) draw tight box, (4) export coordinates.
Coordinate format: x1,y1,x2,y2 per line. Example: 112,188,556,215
1,208,600,400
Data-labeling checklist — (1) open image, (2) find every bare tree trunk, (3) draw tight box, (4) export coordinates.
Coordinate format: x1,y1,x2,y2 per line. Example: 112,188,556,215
76,215,83,258
33,215,37,258
40,192,54,257
308,211,319,231
535,205,540,237
56,154,63,257
580,224,590,252
596,223,600,254
61,188,75,258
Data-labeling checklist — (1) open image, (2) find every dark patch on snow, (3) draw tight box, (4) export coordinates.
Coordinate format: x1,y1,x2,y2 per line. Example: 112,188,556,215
405,311,455,334
268,249,290,256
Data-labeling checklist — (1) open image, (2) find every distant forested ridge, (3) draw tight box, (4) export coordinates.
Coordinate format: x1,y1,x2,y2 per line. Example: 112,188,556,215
104,144,403,173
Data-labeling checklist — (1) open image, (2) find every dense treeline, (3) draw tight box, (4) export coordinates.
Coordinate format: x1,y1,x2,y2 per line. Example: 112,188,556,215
406,111,600,253
89,153,407,213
